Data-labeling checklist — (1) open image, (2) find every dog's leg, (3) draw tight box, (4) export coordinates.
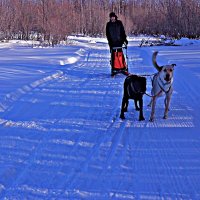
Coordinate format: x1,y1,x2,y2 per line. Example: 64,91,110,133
138,98,145,121
149,97,157,122
163,94,171,119
134,99,140,111
120,97,127,119
164,98,170,111
124,99,129,112
148,98,152,107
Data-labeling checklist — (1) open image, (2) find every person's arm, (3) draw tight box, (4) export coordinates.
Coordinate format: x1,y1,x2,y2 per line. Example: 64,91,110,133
119,21,128,45
106,22,112,47
106,23,109,39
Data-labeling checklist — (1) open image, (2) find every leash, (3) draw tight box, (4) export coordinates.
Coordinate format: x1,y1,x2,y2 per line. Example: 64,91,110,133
140,73,156,77
126,73,171,98
132,89,162,98
144,80,172,98
144,90,162,98
126,73,157,97
127,73,156,78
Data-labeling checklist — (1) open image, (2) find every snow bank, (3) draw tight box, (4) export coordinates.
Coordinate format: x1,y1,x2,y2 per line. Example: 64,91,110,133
174,37,200,46
68,35,107,44
0,39,40,48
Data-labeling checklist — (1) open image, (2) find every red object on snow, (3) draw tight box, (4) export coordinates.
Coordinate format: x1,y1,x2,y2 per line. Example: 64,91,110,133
113,51,127,69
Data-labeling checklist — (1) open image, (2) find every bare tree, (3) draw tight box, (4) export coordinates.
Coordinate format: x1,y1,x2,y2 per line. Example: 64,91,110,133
0,0,199,42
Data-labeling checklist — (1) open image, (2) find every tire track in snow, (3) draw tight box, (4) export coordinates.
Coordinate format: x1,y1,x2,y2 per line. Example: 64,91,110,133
0,131,47,199
61,49,124,191
0,48,92,199
102,120,127,170
2,48,112,196
64,117,125,195
0,70,63,113
0,74,92,198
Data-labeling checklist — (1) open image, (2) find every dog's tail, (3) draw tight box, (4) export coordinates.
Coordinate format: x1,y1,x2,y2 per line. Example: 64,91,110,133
152,51,162,72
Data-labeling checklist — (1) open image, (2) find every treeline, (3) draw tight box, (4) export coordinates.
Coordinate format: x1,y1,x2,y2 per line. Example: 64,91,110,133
0,0,199,43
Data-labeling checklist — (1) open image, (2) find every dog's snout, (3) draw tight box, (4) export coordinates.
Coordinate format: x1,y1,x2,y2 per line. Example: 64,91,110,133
165,73,170,81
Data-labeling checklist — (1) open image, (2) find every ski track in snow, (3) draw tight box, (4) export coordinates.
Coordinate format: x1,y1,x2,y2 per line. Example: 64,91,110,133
0,40,200,199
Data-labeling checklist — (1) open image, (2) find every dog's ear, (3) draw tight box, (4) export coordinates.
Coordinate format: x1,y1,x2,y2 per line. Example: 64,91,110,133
152,51,162,72
170,64,176,70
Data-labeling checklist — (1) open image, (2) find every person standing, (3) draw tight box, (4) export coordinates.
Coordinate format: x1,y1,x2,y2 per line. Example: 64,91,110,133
106,12,128,76
106,12,128,51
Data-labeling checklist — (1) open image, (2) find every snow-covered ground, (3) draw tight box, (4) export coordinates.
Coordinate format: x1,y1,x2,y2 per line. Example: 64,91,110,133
0,36,200,199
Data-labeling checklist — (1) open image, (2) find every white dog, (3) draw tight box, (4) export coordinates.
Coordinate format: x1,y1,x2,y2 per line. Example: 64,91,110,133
149,51,176,121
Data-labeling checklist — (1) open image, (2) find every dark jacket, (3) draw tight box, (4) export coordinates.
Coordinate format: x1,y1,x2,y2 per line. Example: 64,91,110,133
106,20,127,48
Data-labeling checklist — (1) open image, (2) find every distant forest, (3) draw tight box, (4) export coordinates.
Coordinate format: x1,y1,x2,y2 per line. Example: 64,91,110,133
0,0,199,43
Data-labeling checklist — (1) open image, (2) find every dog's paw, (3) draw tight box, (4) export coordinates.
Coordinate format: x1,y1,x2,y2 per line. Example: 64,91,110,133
139,117,145,121
149,117,154,122
120,114,125,120
163,115,168,119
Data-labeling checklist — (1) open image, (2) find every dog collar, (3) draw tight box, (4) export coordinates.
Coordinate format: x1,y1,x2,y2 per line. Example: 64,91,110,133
158,76,172,93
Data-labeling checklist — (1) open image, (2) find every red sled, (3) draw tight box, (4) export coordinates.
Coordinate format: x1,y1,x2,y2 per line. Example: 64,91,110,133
111,47,128,76
113,51,126,69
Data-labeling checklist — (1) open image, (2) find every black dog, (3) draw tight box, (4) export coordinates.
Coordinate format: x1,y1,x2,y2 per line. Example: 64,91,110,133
120,74,146,120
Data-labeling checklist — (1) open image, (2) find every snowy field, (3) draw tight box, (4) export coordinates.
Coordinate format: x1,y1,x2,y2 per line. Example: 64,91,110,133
0,36,200,199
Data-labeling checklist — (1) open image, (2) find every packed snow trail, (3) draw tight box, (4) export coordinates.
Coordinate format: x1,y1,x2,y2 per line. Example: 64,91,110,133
0,39,200,199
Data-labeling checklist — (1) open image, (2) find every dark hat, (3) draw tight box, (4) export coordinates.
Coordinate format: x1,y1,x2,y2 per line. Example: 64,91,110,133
109,12,117,18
